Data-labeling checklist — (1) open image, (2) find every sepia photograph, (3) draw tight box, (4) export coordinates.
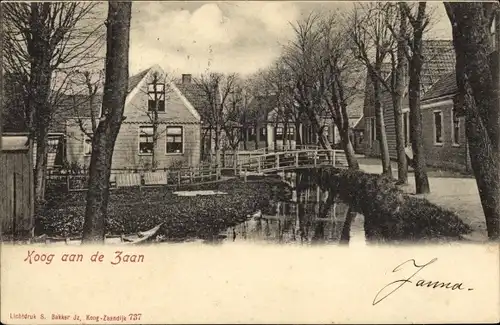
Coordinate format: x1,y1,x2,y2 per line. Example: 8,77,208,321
1,1,499,324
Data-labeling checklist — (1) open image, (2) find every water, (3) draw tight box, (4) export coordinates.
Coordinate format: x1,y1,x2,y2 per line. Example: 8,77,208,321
222,178,367,246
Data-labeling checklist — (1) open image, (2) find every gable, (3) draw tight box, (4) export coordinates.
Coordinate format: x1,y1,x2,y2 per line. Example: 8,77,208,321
121,66,201,123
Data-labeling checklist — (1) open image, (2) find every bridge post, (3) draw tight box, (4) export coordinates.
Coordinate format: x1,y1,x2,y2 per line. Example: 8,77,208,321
257,158,261,173
314,150,317,166
276,153,280,169
295,152,299,167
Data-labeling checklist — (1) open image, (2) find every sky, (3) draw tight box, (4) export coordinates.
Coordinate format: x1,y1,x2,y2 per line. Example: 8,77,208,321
125,1,453,77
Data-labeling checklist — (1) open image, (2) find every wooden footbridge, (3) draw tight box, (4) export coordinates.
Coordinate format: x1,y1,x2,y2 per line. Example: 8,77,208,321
237,149,348,175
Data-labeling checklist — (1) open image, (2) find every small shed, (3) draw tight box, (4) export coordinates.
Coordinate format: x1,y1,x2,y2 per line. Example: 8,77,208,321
0,134,34,239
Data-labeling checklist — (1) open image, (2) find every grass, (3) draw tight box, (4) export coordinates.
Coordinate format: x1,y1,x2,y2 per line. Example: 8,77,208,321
38,177,292,240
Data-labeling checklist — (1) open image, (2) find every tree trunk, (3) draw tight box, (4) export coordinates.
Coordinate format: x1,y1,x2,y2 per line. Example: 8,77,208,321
371,73,392,177
214,125,221,168
393,7,409,185
340,128,359,170
243,126,247,151
34,129,48,205
273,124,278,152
81,2,131,244
445,2,499,240
335,74,360,170
254,125,259,150
29,29,53,207
295,121,302,146
408,29,430,194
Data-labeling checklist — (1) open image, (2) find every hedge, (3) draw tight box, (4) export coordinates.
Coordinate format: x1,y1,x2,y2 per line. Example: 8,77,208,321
301,166,472,242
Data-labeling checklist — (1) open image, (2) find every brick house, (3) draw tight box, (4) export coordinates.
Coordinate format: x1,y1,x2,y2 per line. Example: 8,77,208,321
418,47,498,171
363,12,499,172
64,65,202,170
363,40,456,160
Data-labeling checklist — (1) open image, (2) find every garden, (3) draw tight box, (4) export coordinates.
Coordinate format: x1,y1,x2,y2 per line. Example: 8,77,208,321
37,166,474,244
37,177,292,241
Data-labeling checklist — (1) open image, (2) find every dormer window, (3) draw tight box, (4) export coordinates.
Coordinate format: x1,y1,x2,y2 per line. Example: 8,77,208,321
148,83,165,112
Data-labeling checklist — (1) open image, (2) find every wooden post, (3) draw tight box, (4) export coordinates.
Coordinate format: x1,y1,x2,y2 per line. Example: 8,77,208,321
67,175,70,192
244,169,247,183
276,153,280,169
257,158,261,173
177,171,181,187
314,150,317,166
295,152,299,167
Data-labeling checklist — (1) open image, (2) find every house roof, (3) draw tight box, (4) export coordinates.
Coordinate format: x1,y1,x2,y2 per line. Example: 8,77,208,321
421,71,457,101
347,93,364,119
352,115,365,130
372,39,456,113
248,95,278,122
50,94,102,133
128,68,151,93
175,82,211,118
422,50,498,102
49,68,205,133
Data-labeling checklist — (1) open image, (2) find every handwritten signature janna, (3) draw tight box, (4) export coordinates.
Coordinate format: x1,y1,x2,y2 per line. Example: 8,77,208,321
372,258,474,306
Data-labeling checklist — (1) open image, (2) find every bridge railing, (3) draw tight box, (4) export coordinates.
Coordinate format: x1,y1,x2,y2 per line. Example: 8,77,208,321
238,149,345,174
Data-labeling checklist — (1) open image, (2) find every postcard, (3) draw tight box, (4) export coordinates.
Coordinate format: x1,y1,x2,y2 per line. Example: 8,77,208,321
1,1,499,324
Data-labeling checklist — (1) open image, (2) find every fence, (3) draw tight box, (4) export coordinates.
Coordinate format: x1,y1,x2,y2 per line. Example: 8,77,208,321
46,164,222,192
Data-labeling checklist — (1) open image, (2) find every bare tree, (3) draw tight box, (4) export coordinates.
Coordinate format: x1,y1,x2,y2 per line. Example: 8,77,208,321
82,2,132,244
68,69,104,139
284,13,334,152
400,2,431,194
349,2,394,177
444,2,499,240
3,2,104,207
377,3,410,185
318,13,362,169
262,59,301,151
193,72,238,169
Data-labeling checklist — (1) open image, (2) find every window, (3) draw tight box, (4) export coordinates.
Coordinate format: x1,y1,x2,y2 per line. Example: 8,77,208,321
166,126,183,153
259,127,266,138
287,127,295,140
148,83,165,112
433,111,444,145
248,127,256,141
139,126,154,154
84,134,92,156
47,137,60,154
403,112,410,147
451,108,460,146
275,127,284,141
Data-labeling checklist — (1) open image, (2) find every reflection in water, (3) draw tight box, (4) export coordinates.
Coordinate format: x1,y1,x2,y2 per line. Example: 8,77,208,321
223,182,366,246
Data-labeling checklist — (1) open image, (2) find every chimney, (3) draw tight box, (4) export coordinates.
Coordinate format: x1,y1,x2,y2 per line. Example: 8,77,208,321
182,74,192,84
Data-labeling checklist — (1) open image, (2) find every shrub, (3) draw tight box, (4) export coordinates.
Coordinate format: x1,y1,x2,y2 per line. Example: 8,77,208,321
302,166,472,242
